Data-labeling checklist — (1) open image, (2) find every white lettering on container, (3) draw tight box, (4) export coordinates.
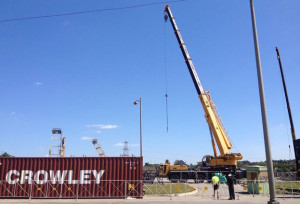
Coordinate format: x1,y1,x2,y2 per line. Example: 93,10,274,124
34,170,48,185
80,170,91,184
68,170,78,184
6,170,19,184
5,169,105,185
49,170,67,184
20,170,33,184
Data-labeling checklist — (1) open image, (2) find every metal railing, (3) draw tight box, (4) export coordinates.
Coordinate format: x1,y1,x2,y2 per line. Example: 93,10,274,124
1,179,300,199
0,180,143,199
143,179,300,199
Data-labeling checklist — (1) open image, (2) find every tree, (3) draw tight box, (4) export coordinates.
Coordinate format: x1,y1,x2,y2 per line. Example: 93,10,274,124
0,152,12,157
165,159,169,164
174,160,186,165
196,161,203,168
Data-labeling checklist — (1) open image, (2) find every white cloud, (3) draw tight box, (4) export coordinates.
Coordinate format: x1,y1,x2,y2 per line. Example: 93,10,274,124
81,136,93,141
35,81,43,86
114,142,139,147
130,144,139,147
114,143,124,147
96,130,102,134
85,124,119,130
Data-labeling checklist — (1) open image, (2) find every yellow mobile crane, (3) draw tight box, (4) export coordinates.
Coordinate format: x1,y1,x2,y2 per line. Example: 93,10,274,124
164,5,242,169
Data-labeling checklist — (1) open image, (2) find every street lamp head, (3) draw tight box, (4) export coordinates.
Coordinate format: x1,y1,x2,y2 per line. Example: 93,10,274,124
133,98,141,105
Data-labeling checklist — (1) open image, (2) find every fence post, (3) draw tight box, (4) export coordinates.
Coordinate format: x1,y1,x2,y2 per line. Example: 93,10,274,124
76,182,79,201
169,182,172,200
185,181,186,197
252,181,254,197
29,182,32,202
46,181,48,198
282,181,285,200
125,180,127,199
13,183,16,197
291,181,293,197
92,179,95,198
109,180,111,197
60,181,63,198
140,180,143,198
237,186,239,200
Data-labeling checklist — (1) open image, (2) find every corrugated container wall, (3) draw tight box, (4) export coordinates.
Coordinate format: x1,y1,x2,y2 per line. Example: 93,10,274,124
0,157,143,199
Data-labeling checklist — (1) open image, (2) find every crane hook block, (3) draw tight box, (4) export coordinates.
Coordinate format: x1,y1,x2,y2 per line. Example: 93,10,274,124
164,14,168,22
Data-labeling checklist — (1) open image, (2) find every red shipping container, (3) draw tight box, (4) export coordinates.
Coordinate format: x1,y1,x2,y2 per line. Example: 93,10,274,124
0,157,143,198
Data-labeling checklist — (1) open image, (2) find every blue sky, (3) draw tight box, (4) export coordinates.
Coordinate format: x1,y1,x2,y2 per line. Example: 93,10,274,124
0,0,299,164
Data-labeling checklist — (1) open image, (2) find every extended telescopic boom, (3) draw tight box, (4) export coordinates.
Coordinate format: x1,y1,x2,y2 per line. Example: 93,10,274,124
164,5,242,167
164,5,204,95
276,47,300,177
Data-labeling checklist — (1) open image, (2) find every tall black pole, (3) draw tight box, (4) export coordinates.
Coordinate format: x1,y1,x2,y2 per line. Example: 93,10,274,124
276,47,299,176
250,1,279,203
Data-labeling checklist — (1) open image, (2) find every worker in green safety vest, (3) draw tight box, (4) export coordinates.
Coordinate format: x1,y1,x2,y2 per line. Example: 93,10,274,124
212,174,220,199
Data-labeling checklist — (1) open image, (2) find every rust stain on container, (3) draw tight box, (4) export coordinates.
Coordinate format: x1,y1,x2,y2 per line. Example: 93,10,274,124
0,157,143,198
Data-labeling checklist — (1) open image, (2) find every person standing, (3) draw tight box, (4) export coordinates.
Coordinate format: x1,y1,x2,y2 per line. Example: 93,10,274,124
212,174,220,199
227,173,235,200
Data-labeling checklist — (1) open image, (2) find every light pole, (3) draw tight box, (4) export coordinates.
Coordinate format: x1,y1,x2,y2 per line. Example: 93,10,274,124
249,0,279,203
133,98,142,157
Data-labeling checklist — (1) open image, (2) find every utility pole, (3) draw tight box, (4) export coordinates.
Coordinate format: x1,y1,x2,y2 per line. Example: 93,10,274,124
249,0,279,203
133,98,143,157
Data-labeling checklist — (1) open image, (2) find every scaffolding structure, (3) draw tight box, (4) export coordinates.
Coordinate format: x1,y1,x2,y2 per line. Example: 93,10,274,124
49,128,65,157
122,141,129,157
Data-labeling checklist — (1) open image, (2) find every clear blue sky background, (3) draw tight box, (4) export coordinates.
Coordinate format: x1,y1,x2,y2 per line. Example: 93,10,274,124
0,0,299,164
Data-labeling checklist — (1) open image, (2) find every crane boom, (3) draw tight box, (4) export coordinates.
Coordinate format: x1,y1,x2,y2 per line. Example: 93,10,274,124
276,47,300,177
164,5,204,95
164,5,242,167
92,139,106,157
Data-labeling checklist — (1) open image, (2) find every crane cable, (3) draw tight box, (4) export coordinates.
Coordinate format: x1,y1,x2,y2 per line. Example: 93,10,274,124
164,12,169,133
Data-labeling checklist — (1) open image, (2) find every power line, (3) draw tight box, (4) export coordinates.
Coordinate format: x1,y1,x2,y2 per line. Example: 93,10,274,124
0,0,187,23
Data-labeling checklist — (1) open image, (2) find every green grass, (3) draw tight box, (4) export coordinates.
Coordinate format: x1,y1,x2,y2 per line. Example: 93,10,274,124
275,181,300,189
275,181,300,194
144,183,195,195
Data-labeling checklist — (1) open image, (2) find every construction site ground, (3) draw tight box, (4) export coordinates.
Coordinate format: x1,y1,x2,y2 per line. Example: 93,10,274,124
0,196,298,204
1,182,299,204
1,180,299,203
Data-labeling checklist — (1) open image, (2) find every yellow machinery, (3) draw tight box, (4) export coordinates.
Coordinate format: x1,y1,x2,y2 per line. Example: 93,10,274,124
158,162,188,177
164,5,242,168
